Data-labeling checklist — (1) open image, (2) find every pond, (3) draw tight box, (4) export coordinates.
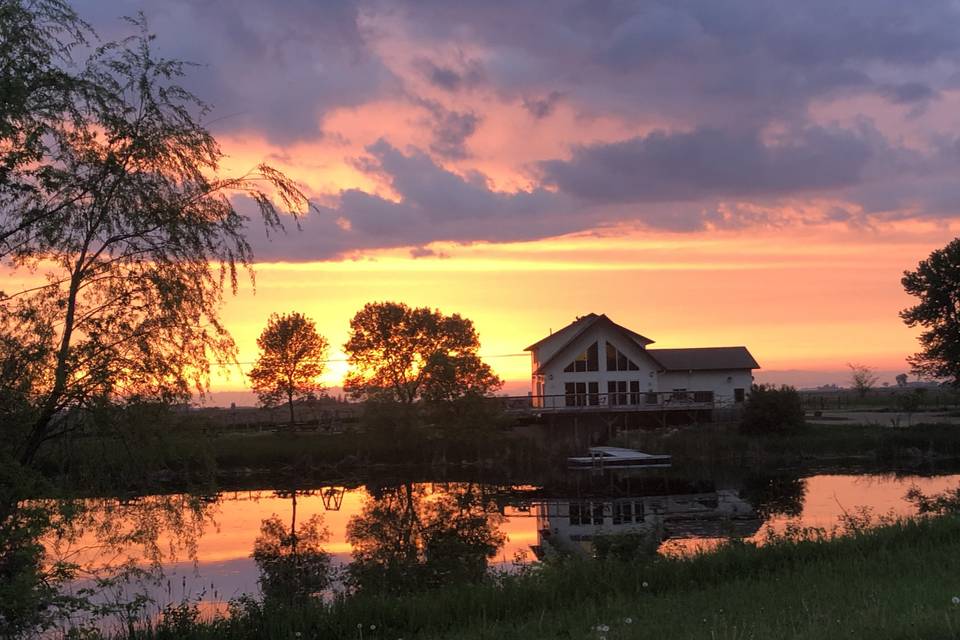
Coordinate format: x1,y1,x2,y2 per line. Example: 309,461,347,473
47,467,960,625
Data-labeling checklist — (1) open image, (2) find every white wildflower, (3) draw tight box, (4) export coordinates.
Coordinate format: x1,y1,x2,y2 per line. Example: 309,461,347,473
953,596,960,605
624,617,633,624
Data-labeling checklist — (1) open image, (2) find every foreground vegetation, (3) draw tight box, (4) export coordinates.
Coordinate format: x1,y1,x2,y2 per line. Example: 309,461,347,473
113,513,960,640
619,422,960,469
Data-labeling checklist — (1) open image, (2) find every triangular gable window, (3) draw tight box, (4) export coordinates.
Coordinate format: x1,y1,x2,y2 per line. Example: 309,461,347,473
606,343,639,371
564,342,599,372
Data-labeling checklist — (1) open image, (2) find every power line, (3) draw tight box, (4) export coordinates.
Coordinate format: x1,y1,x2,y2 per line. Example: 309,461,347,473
213,352,530,366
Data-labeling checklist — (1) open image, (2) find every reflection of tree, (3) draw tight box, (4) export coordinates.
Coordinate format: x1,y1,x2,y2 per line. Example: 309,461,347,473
252,490,331,605
741,474,807,519
1,492,215,637
346,483,505,594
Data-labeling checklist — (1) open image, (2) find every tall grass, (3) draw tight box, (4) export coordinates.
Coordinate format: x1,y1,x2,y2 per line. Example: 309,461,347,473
617,422,960,468
119,514,960,640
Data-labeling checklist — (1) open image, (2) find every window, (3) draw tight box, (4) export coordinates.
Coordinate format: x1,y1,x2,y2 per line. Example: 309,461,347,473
606,342,640,371
630,380,640,405
564,342,599,372
566,382,588,406
694,390,714,403
588,381,599,406
607,380,629,406
734,387,746,403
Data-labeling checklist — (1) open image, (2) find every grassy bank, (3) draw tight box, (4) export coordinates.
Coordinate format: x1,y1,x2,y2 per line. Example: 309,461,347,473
31,417,960,496
617,422,960,468
120,514,960,640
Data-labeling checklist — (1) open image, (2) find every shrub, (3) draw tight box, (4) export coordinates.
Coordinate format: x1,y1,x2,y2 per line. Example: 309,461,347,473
740,384,805,434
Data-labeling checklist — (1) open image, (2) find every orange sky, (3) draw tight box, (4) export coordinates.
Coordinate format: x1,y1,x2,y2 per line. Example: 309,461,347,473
14,1,960,404
203,216,954,402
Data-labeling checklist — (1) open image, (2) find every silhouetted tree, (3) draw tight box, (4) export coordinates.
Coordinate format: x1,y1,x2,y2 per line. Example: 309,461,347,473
0,17,311,465
896,373,908,387
0,0,87,211
740,384,805,434
902,238,960,386
847,363,878,398
343,302,501,405
248,312,328,427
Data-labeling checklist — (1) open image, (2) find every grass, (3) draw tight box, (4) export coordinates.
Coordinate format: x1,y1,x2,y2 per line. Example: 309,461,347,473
116,514,960,640
616,422,960,468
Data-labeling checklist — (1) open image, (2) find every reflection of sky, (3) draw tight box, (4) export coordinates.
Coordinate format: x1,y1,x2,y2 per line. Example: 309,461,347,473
54,474,960,614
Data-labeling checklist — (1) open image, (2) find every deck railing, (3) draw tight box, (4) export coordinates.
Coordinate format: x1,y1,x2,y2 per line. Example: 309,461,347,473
499,391,718,413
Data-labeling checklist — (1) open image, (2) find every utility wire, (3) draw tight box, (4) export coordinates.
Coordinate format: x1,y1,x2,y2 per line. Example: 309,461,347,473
212,352,530,366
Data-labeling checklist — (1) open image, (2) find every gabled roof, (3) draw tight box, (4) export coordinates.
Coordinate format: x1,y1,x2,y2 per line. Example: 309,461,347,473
525,313,655,352
646,347,760,371
527,314,655,374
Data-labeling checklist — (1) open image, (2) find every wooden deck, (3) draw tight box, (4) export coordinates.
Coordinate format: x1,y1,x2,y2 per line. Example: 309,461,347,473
498,391,716,415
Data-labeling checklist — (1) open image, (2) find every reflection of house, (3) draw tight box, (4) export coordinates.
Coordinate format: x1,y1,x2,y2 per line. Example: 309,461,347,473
532,489,760,559
525,314,759,410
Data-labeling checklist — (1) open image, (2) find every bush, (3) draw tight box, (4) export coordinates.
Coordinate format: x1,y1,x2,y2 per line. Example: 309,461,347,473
740,384,805,434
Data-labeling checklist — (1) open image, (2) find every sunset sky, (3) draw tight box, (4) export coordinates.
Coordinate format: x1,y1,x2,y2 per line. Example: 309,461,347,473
71,1,960,402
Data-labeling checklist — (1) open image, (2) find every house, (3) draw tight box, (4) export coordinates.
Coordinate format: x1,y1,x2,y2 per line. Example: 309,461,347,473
524,313,759,410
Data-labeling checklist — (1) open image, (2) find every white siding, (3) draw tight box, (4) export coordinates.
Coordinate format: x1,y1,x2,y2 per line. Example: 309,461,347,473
656,369,753,406
536,324,660,402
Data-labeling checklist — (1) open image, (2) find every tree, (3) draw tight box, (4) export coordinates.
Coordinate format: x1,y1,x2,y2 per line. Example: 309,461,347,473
847,363,878,398
343,302,501,405
739,384,805,434
901,238,960,386
0,0,88,207
0,17,311,465
248,312,328,427
896,373,908,387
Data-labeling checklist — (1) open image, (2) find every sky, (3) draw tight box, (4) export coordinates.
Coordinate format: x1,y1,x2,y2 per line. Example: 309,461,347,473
69,0,960,402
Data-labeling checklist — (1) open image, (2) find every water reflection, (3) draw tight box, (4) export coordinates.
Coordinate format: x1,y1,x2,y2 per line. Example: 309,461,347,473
345,482,506,594
2,493,216,635
252,489,331,605
19,470,960,632
533,486,761,560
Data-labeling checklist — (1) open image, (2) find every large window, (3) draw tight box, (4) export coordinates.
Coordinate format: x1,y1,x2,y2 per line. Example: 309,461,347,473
607,380,641,405
565,382,589,406
566,381,599,406
607,380,626,405
606,343,640,371
564,341,599,372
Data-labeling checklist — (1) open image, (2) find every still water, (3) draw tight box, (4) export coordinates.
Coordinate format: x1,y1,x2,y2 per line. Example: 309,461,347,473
51,470,960,617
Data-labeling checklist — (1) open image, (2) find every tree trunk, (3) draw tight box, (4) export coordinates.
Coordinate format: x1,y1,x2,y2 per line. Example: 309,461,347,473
20,259,85,465
288,390,295,428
